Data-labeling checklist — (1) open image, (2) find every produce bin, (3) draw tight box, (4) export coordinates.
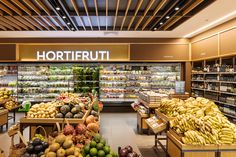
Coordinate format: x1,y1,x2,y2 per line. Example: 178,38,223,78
0,109,8,129
167,131,218,157
137,110,148,134
218,144,236,157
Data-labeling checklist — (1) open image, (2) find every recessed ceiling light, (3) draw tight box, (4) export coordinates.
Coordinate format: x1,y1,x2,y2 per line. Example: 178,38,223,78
175,7,179,11
154,27,157,31
71,28,75,30
67,22,71,25
160,22,163,25
62,16,66,19
56,7,60,10
166,16,170,19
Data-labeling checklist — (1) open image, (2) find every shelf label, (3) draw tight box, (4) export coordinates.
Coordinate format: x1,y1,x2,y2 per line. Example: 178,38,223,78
37,50,110,61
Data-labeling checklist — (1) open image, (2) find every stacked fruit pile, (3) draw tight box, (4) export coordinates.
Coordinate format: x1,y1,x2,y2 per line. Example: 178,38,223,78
0,88,12,102
27,102,59,118
21,138,49,157
55,104,86,119
82,134,118,157
4,99,18,110
163,97,236,145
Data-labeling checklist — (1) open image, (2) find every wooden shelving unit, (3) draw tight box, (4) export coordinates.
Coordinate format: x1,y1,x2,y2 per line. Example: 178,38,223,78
191,56,236,119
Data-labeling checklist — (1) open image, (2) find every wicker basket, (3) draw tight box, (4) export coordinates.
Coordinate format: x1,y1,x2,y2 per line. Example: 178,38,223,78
9,131,27,157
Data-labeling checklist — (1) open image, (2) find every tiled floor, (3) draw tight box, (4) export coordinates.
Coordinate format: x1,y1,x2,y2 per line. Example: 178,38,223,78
0,112,164,157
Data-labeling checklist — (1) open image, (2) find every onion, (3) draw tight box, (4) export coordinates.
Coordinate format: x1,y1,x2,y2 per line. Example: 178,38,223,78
125,145,133,153
119,148,128,157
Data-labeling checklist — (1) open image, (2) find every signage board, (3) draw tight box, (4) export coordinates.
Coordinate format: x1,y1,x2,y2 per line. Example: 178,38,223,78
18,44,129,61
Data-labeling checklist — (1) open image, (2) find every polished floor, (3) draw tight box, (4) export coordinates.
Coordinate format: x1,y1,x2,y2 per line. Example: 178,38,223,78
0,113,164,157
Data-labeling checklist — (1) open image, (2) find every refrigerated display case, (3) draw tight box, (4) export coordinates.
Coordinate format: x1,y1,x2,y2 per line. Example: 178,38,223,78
99,63,181,103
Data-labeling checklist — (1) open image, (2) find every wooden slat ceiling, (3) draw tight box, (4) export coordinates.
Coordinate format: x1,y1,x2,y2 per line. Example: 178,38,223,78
0,0,215,31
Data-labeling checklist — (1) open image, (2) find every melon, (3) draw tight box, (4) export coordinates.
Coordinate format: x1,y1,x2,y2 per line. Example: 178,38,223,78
60,105,70,115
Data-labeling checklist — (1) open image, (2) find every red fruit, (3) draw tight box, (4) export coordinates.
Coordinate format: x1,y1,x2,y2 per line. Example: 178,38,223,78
63,125,74,135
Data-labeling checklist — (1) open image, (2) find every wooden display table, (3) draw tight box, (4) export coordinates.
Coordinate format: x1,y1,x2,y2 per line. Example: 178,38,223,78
137,110,149,134
8,105,21,123
0,109,8,130
167,131,218,157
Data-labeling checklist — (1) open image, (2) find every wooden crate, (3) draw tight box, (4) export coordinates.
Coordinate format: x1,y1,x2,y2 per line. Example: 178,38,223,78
167,131,218,157
169,93,190,100
0,109,8,126
218,144,236,157
65,106,92,125
155,110,175,122
145,116,167,134
137,110,149,132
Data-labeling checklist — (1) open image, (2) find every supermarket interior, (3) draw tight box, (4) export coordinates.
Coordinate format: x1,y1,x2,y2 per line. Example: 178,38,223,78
0,0,236,157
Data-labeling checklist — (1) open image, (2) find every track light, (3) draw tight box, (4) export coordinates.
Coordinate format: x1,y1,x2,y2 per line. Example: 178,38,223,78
56,7,60,10
67,22,71,25
153,27,157,31
62,16,66,19
166,16,170,19
160,22,163,25
175,7,179,11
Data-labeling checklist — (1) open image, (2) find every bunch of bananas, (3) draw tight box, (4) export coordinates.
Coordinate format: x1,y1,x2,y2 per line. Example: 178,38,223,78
166,97,236,145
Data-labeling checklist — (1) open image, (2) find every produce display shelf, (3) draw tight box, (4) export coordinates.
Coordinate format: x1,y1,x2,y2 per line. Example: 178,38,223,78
138,98,160,108
191,80,205,82
205,80,219,82
205,89,219,93
213,100,236,107
191,88,205,91
155,110,175,122
20,117,64,124
74,80,99,82
100,80,127,83
18,79,73,82
220,91,236,96
100,98,137,102
220,81,236,84
222,112,236,119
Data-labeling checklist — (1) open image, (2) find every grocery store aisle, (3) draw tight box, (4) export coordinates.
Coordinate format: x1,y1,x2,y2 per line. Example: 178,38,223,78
0,113,162,157
100,113,163,157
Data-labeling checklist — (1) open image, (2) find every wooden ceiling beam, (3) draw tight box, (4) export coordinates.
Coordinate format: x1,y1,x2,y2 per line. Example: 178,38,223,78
1,0,22,15
13,16,36,30
82,0,93,30
0,3,13,15
150,0,180,30
51,17,64,30
0,10,2,16
127,0,143,30
0,20,14,30
94,0,100,30
163,0,204,30
106,0,108,30
11,0,32,15
113,0,120,30
120,0,132,30
42,16,57,31
164,0,204,30
71,0,85,30
159,0,192,30
0,17,22,30
0,24,7,30
22,16,43,30
4,16,29,30
134,0,155,30
35,0,50,16
23,0,41,15
141,0,167,30
32,16,50,30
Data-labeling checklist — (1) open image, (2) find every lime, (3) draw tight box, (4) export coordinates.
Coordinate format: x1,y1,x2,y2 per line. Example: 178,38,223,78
84,145,90,154
94,134,101,143
103,146,110,154
86,154,91,157
105,154,112,157
96,143,104,150
97,150,105,157
110,151,118,157
90,140,97,148
90,148,98,156
100,138,106,145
